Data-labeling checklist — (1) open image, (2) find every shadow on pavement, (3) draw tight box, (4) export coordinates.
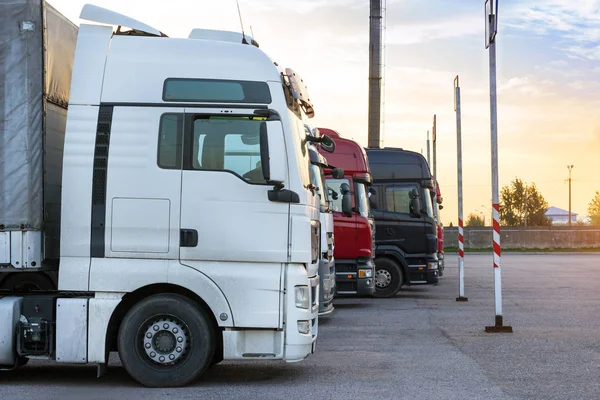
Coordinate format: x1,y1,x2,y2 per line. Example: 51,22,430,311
330,302,373,309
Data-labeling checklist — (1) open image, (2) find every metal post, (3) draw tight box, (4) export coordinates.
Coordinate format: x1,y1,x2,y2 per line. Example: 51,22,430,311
485,0,511,333
427,131,431,166
567,165,574,226
433,115,437,187
455,76,467,302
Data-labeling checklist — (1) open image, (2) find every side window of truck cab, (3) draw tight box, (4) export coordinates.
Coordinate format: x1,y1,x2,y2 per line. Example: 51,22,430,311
188,117,267,184
385,186,415,214
157,113,183,169
325,178,350,212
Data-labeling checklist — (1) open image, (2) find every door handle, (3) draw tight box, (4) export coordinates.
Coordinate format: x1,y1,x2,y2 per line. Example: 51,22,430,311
386,228,394,236
180,229,198,247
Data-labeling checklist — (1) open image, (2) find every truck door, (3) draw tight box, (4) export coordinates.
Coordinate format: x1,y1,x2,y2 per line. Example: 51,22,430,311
178,110,289,328
377,184,425,255
103,107,183,263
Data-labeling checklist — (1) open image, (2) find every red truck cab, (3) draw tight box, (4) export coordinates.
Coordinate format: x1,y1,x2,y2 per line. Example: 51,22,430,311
317,128,375,296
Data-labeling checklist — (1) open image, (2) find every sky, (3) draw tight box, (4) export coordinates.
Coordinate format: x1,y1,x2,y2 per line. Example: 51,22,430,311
49,0,600,225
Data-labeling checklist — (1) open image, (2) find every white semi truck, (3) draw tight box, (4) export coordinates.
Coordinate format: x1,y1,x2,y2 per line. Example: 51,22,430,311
0,2,332,387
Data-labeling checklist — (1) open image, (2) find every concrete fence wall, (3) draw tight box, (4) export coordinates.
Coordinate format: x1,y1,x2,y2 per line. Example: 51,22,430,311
444,226,600,249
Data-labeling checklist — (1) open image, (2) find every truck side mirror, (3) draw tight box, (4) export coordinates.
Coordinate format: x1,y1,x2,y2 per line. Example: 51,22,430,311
409,188,421,218
368,187,376,195
439,204,444,210
340,183,352,217
320,135,335,153
328,188,339,200
332,168,344,179
260,121,287,187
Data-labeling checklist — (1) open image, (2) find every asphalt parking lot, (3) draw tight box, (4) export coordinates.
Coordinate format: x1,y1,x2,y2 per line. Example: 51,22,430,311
1,253,600,400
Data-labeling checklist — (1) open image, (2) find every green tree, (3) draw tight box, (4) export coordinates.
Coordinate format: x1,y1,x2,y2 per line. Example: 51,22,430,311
588,191,600,226
500,178,551,226
465,212,485,227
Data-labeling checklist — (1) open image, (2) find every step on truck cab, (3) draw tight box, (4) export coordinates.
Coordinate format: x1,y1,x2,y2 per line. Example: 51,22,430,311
317,128,376,296
305,125,342,315
0,3,321,387
365,148,439,297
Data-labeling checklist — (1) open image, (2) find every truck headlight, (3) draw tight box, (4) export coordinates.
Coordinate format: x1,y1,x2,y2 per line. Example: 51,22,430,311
297,320,311,334
427,261,438,270
358,269,373,278
295,286,310,309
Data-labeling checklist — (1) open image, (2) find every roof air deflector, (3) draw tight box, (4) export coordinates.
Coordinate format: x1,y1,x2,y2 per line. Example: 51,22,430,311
188,29,259,47
79,4,166,37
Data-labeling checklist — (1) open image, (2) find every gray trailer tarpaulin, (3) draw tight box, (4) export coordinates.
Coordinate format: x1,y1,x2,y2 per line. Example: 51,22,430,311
0,0,77,232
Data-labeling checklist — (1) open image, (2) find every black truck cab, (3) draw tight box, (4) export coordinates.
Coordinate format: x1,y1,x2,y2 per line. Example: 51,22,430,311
365,148,439,297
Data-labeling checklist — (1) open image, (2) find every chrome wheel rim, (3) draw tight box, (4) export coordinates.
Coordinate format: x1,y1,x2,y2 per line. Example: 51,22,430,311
375,269,392,288
142,316,189,365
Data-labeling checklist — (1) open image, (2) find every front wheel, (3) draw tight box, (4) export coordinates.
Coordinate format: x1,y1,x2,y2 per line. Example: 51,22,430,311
118,293,215,387
373,258,404,298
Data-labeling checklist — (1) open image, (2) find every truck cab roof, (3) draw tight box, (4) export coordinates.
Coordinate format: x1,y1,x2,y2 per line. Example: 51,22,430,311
317,128,371,179
365,148,432,183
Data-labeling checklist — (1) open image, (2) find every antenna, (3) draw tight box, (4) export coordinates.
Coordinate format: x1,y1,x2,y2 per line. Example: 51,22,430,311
236,0,248,44
250,25,255,39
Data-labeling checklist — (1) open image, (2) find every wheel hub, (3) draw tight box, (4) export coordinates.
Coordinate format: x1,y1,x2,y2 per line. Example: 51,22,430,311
375,269,392,288
142,317,188,365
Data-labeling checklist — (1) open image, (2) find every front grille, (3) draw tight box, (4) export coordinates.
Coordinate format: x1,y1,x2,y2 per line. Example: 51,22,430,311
335,263,357,273
336,281,357,293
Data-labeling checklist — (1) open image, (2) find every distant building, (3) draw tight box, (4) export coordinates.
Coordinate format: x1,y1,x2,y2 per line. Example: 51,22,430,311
545,206,578,225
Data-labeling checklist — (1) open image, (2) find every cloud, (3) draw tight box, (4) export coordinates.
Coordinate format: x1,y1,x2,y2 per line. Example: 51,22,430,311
384,14,482,45
549,60,568,67
504,0,600,60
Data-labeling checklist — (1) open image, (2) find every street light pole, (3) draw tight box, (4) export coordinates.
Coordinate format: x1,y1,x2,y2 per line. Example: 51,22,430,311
455,76,467,302
427,131,431,166
484,0,511,333
567,165,574,226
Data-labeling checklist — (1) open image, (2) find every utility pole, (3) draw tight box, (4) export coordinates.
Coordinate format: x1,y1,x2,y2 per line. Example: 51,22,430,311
484,0,512,333
567,165,574,226
367,0,383,148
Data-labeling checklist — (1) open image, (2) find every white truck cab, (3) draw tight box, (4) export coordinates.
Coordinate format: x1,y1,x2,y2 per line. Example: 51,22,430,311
0,3,321,387
305,125,342,315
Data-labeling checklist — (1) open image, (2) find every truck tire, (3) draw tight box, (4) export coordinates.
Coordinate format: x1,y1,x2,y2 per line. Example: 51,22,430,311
117,293,215,387
0,272,56,292
373,258,403,298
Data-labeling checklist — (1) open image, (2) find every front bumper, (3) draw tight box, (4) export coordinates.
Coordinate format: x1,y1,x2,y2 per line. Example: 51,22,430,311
334,258,376,296
407,262,439,285
284,267,319,362
318,258,335,316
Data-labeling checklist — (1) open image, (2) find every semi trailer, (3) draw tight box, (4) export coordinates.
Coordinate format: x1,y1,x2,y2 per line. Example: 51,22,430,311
1,2,325,387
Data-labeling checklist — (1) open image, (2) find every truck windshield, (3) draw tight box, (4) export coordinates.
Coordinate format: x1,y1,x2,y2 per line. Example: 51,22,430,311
423,188,435,219
354,182,370,218
310,163,329,212
325,178,350,213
